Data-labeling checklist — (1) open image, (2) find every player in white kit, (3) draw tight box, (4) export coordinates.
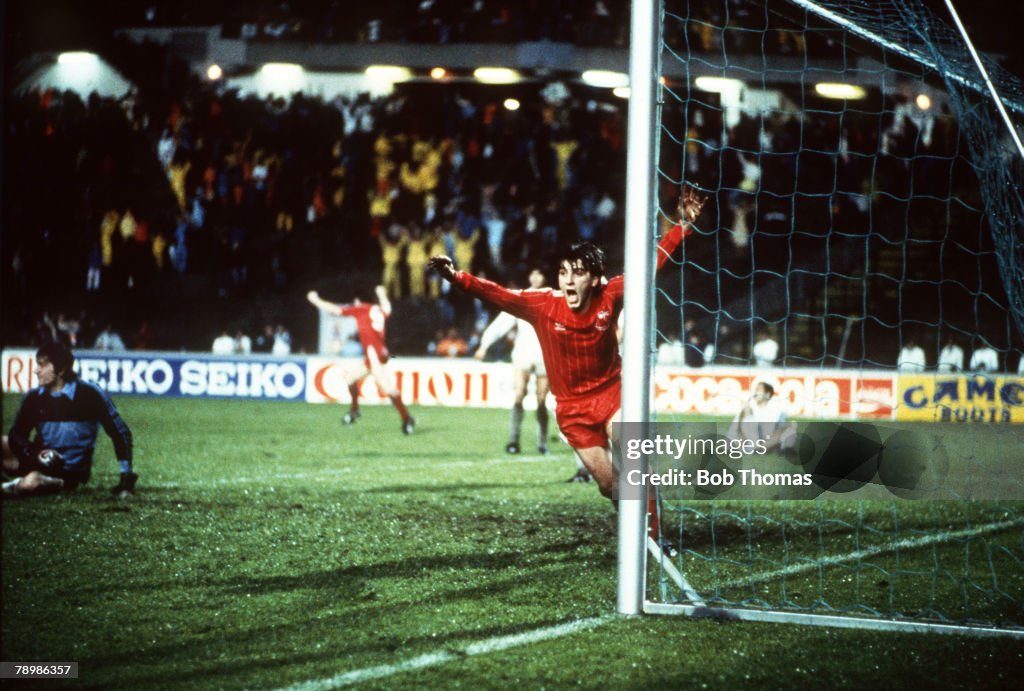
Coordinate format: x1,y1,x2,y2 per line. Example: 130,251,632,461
475,268,551,454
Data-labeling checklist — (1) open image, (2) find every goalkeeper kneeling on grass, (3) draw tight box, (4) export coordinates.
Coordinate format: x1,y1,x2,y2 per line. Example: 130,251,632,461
2,342,136,497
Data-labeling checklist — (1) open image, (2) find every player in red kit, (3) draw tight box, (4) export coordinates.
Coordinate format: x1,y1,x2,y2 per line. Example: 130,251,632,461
430,190,706,538
307,285,415,434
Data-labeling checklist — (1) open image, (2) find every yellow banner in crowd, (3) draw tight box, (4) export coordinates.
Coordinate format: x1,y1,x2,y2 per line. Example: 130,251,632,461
897,375,1024,423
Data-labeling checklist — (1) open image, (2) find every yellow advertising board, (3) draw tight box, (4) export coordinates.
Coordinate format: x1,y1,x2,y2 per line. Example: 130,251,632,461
897,374,1024,423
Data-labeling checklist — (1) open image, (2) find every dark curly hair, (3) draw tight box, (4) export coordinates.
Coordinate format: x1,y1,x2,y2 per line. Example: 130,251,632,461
36,341,77,380
562,242,606,279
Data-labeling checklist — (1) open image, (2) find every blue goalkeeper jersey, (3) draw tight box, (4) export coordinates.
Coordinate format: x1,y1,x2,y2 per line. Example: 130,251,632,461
7,378,133,478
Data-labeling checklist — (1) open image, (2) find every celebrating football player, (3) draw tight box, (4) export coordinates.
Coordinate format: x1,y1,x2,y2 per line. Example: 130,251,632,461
307,285,415,434
431,189,706,545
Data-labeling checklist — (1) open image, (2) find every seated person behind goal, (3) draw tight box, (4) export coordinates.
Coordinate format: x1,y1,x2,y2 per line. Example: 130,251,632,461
727,381,796,454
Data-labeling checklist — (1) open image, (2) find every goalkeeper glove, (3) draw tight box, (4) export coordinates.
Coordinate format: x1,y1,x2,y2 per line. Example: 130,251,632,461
111,472,139,496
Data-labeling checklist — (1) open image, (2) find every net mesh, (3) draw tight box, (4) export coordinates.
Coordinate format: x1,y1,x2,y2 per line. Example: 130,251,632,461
648,0,1024,630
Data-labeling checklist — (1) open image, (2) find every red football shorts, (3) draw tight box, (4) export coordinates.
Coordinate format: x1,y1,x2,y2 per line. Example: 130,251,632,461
556,379,621,450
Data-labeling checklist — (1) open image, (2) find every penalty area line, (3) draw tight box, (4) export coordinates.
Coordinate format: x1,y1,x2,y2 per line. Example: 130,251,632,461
275,615,615,690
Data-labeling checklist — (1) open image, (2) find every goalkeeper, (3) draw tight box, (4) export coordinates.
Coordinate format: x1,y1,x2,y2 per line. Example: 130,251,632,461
2,342,136,497
431,189,705,530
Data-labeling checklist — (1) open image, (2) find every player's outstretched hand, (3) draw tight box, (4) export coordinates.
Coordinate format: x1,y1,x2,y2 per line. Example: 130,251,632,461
678,187,708,225
428,255,456,281
306,290,320,305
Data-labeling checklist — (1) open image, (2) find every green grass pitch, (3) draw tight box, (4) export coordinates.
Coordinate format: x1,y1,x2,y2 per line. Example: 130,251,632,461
2,394,1023,689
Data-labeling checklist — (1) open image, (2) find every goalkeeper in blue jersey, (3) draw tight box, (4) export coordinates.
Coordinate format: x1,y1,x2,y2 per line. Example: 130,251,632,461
2,342,136,497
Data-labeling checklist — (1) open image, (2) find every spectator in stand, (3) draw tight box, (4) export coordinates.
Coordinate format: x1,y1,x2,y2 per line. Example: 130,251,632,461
937,337,965,373
435,328,469,357
453,219,480,274
405,224,432,299
93,325,126,351
685,331,707,367
969,344,999,373
212,330,235,355
86,242,103,292
253,324,275,353
133,322,153,351
897,339,927,372
483,204,506,271
657,334,685,368
752,331,779,367
272,324,293,356
56,313,82,348
683,319,707,368
234,329,252,354
379,224,408,299
426,225,449,298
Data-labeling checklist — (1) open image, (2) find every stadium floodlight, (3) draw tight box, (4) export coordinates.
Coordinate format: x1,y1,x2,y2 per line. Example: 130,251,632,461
473,67,520,84
613,86,630,99
503,98,521,111
365,65,413,82
430,67,448,80
260,63,303,79
582,70,629,89
694,76,743,93
58,51,99,66
207,64,223,81
814,82,867,99
258,63,305,95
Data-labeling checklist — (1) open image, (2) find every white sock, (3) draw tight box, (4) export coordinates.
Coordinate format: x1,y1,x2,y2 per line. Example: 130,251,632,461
2,479,21,495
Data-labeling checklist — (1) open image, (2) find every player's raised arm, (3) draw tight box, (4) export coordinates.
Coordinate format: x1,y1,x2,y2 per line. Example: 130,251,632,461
656,187,708,271
475,310,518,360
374,284,392,315
429,255,542,320
307,290,339,313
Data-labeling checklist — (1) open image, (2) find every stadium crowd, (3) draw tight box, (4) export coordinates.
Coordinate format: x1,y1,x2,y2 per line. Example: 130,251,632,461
3,5,1020,371
81,1,824,54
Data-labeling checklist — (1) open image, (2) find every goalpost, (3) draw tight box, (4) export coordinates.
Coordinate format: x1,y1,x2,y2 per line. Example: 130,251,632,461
618,0,1024,636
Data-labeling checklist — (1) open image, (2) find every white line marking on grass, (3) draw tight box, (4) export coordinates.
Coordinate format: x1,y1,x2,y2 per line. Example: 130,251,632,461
726,518,1023,590
657,518,1023,598
146,456,559,489
276,615,615,690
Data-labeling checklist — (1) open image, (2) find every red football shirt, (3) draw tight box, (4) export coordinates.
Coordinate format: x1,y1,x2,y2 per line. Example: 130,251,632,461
338,303,390,363
452,224,689,400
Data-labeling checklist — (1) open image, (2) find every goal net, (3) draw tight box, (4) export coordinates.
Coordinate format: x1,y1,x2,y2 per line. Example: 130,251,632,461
625,0,1024,635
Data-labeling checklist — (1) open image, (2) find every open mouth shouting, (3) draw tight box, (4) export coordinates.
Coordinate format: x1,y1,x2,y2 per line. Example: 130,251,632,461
559,260,596,313
564,286,581,308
